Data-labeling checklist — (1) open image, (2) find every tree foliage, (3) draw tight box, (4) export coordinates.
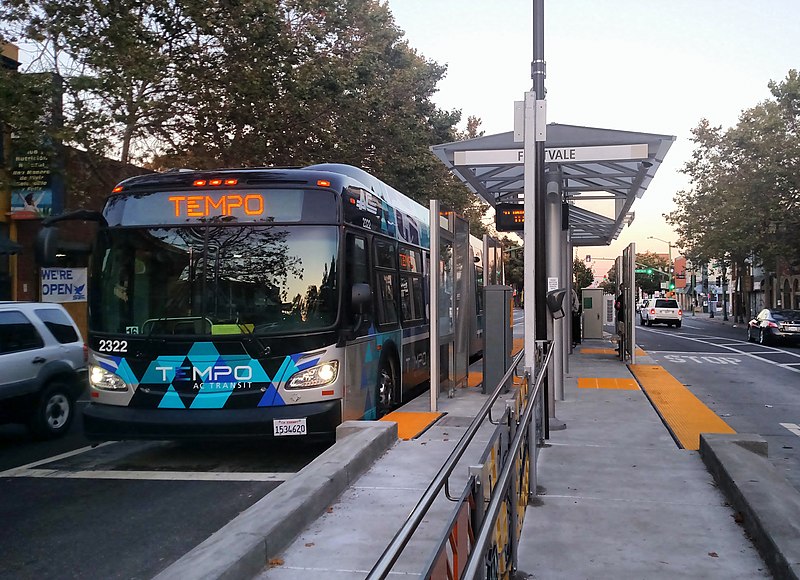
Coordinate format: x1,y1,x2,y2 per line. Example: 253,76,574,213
1,0,487,221
634,251,670,295
573,257,593,289
502,240,523,292
667,70,800,271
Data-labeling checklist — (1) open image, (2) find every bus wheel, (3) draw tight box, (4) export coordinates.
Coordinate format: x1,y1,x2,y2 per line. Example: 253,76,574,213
376,357,398,418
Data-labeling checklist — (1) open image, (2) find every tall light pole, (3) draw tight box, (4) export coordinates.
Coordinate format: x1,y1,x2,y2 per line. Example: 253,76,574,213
647,236,675,294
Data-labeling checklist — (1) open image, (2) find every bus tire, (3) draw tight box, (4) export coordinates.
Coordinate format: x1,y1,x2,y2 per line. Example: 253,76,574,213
376,356,398,418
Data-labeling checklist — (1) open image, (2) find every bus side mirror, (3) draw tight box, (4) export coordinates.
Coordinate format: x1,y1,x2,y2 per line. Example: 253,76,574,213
351,283,371,311
546,289,567,320
351,283,372,333
36,227,61,266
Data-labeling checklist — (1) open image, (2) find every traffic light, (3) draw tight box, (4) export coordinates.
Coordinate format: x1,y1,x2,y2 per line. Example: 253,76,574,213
646,268,653,275
669,282,675,290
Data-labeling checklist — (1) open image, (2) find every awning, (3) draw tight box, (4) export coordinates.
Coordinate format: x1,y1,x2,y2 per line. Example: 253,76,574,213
431,123,675,247
0,234,22,255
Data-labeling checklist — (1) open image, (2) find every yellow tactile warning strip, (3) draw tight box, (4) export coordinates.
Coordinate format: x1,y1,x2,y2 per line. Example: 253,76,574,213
630,364,736,450
580,347,648,357
577,377,640,390
468,371,482,388
379,411,444,440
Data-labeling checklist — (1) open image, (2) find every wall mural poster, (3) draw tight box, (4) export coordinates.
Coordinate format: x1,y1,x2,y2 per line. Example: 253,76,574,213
11,147,54,218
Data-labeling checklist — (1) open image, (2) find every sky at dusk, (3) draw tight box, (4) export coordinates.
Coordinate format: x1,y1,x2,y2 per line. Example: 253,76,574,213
386,0,800,279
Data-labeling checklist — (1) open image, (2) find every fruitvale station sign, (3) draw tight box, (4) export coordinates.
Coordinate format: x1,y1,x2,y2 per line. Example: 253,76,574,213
454,144,649,166
41,268,87,303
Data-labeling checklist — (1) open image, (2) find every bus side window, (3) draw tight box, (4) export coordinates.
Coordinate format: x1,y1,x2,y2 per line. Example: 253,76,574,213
399,246,424,324
346,234,370,323
374,239,398,327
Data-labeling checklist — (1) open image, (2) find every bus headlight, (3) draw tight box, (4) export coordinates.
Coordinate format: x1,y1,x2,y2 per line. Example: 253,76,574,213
287,361,339,389
89,364,129,391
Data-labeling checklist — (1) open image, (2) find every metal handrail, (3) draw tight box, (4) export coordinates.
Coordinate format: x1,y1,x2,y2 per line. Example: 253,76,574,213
462,341,554,578
366,348,526,579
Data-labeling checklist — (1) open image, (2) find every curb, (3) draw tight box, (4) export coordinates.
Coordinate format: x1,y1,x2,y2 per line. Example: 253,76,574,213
699,433,800,580
153,420,398,580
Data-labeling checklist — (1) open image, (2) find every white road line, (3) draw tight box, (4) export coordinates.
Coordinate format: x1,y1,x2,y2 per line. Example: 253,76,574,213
647,351,747,356
0,442,115,477
1,468,294,482
638,328,800,374
780,423,800,438
0,441,295,482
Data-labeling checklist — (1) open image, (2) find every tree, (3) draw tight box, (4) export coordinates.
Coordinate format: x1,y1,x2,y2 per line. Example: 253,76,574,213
667,70,800,272
573,257,593,290
599,265,616,294
1,0,486,223
635,252,670,295
502,240,524,303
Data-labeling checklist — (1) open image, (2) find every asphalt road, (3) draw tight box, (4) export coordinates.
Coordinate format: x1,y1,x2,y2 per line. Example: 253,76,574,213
0,404,331,580
634,315,800,492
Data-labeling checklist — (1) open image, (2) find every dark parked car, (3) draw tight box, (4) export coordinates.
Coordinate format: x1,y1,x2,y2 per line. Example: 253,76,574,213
747,308,800,345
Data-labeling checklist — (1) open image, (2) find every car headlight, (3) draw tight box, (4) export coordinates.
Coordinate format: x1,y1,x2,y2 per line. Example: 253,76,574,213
287,361,339,389
89,364,129,391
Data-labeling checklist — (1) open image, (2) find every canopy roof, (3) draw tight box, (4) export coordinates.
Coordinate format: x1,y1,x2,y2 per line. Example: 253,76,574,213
431,123,675,246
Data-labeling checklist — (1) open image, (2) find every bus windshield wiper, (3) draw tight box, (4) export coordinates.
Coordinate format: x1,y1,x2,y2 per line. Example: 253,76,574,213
235,319,271,358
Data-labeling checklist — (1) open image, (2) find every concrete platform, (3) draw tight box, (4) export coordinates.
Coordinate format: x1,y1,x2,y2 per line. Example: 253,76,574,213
154,334,799,579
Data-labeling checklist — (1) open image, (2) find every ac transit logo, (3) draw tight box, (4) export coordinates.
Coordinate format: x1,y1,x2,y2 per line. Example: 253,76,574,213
355,192,380,215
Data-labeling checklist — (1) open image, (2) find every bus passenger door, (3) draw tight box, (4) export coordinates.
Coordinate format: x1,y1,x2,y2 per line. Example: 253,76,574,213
342,233,379,420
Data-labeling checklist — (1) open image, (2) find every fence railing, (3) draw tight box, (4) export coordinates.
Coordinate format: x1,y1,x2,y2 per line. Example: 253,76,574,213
367,341,553,579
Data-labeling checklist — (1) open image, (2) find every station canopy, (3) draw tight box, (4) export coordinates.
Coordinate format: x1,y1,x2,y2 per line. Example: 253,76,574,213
431,123,675,247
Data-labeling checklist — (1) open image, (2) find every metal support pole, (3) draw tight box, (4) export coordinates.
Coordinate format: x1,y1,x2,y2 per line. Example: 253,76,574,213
523,91,537,375
545,172,563,401
563,228,572,374
429,200,440,413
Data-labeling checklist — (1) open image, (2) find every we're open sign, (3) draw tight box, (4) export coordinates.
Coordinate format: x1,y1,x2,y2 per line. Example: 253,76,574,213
40,268,87,303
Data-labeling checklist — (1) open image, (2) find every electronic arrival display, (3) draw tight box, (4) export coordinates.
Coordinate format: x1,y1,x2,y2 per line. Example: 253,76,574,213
495,203,525,231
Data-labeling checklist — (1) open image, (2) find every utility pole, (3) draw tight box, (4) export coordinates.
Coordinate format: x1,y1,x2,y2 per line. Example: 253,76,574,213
722,261,729,321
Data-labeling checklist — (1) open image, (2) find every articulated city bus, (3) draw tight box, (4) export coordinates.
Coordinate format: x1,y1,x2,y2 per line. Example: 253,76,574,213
40,164,484,439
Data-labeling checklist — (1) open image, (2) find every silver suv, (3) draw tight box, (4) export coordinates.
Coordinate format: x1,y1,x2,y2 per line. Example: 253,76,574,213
0,302,88,439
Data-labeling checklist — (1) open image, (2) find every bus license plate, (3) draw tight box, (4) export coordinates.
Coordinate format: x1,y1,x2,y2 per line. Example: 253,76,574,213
274,418,307,436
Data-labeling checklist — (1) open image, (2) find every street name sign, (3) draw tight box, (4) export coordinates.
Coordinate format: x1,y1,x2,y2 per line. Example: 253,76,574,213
453,144,649,166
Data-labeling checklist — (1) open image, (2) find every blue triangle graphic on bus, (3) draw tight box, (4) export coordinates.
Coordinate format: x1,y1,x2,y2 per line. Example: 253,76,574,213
159,385,186,409
257,385,285,407
191,390,233,409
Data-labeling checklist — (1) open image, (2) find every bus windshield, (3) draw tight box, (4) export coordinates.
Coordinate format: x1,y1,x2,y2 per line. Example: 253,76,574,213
92,225,339,336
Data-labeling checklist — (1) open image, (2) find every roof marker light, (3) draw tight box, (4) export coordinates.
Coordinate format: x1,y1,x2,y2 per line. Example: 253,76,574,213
193,179,207,187
209,178,223,186
317,179,331,187
112,186,123,193
224,178,238,186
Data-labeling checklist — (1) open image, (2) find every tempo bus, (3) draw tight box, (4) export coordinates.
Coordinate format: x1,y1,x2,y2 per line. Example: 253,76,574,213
39,164,485,440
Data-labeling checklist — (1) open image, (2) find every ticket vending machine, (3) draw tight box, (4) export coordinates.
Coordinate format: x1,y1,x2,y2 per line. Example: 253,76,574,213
581,287,605,339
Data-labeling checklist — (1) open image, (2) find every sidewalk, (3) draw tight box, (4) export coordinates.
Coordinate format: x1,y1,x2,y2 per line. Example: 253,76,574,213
516,338,768,579
255,337,769,579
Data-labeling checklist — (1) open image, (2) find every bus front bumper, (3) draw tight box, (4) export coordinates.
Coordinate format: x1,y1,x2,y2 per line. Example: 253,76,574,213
82,400,342,441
